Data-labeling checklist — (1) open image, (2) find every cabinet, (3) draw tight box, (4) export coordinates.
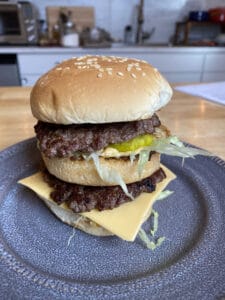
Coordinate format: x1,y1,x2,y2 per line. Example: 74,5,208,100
202,53,225,82
16,47,225,86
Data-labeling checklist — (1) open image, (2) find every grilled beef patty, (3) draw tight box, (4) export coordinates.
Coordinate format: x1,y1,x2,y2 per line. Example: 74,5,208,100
35,114,161,158
43,168,166,213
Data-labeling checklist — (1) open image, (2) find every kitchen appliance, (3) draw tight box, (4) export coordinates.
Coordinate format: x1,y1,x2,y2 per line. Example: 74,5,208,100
0,54,20,86
0,1,38,45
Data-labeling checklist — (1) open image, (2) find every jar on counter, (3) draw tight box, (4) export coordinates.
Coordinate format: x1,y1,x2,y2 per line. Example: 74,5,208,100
60,11,79,47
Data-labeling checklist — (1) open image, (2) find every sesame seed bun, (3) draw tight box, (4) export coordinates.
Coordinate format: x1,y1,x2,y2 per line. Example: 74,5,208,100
42,152,160,186
30,55,172,125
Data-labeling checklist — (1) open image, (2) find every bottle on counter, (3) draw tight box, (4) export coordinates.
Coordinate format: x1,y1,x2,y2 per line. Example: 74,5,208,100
37,19,49,46
124,25,133,44
51,22,60,46
60,11,79,47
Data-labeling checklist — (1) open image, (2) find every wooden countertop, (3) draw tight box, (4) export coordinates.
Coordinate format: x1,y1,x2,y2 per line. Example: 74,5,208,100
0,87,225,160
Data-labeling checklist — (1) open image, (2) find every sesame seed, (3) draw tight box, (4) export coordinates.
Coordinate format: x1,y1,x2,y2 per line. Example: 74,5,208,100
77,66,82,69
94,65,101,69
76,57,83,60
99,68,104,72
142,72,146,76
65,67,70,70
154,68,158,72
117,72,124,76
74,62,85,65
131,73,136,78
97,73,103,78
108,71,112,75
106,67,112,71
56,67,62,70
136,67,142,71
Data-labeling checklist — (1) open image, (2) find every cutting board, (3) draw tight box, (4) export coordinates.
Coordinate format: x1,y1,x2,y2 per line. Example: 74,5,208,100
46,6,95,38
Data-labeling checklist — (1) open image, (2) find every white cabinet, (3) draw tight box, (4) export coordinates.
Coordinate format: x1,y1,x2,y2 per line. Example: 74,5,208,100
162,72,202,83
204,53,225,72
17,48,225,86
20,74,40,86
201,53,225,82
202,72,225,82
18,54,71,74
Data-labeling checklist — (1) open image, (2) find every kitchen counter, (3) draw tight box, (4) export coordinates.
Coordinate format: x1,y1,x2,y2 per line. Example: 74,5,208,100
0,87,224,159
0,45,225,54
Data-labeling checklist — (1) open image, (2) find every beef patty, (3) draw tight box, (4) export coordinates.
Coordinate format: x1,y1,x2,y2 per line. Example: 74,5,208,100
43,168,166,213
35,114,160,158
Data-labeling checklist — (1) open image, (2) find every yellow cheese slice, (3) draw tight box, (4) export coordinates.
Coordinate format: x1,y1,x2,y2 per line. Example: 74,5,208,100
19,165,176,241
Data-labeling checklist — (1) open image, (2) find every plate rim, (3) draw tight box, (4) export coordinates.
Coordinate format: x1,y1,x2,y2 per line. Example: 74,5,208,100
0,138,225,298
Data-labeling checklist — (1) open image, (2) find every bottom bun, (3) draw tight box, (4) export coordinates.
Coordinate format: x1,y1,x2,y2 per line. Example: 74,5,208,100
40,194,153,238
41,195,113,236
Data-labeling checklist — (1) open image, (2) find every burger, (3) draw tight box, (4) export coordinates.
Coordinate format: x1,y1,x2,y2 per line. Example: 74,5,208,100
19,55,178,242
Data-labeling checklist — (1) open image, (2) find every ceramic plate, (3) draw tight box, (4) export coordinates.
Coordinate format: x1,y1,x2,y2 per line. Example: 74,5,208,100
0,138,225,300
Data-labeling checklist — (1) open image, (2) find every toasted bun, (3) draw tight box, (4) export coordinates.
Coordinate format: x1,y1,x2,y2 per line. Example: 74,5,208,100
30,55,172,124
42,152,160,186
41,196,112,236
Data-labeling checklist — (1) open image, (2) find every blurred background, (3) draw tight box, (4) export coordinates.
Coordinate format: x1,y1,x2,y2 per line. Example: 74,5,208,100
0,0,225,86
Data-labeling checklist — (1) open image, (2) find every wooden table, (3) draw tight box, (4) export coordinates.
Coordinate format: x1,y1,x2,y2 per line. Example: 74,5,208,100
0,87,225,160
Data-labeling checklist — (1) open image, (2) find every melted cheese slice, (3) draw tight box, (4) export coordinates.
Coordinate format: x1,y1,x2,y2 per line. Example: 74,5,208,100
19,165,176,241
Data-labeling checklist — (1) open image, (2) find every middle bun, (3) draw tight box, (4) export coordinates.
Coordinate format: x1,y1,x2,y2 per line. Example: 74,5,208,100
42,153,160,186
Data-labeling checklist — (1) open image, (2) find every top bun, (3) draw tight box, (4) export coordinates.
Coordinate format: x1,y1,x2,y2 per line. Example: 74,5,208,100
30,55,172,124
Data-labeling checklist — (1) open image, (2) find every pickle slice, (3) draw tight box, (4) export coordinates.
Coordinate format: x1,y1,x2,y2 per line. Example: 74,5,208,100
110,134,155,152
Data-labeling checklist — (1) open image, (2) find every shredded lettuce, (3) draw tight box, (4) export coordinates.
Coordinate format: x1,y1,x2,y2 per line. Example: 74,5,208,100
129,152,136,164
155,236,166,248
138,190,173,249
136,136,212,176
67,227,76,246
156,190,174,201
138,150,149,176
88,153,134,200
138,228,157,250
150,209,159,237
145,136,213,158
138,228,165,250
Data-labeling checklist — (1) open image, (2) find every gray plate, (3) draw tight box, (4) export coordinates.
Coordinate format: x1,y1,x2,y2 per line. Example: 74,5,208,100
0,138,225,300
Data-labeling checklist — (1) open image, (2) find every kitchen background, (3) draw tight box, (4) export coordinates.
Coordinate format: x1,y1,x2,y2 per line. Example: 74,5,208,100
0,0,225,86
31,0,225,43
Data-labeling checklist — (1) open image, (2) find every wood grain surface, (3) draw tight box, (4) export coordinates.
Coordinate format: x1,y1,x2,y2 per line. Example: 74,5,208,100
0,87,225,159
